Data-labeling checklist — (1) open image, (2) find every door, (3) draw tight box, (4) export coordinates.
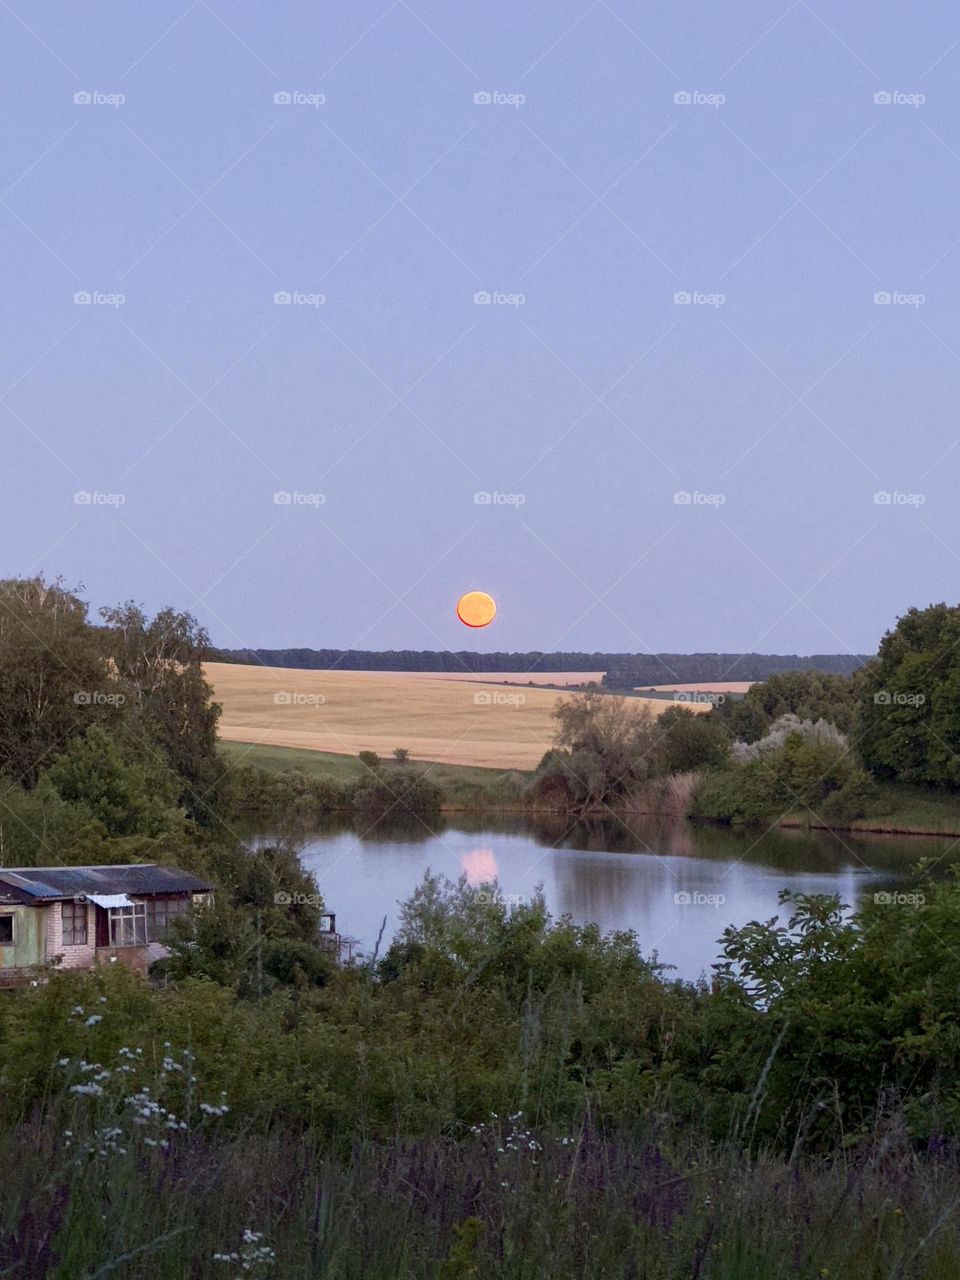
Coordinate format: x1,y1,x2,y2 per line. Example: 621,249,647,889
95,906,109,948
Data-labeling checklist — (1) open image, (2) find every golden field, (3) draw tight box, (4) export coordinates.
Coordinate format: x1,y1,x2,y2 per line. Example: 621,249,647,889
389,670,605,687
206,663,709,770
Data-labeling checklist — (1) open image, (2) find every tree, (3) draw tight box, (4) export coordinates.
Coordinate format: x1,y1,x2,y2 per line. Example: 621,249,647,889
859,603,960,788
99,602,223,816
0,577,121,787
656,706,729,773
529,690,660,813
713,669,859,742
393,747,410,764
45,726,181,838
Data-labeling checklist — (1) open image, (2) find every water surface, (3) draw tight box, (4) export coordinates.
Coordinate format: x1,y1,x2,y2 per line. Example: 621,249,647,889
251,815,935,981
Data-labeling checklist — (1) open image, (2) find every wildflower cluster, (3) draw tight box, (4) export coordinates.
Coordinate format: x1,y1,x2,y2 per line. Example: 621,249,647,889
56,1028,230,1159
212,1228,276,1275
469,1111,546,1188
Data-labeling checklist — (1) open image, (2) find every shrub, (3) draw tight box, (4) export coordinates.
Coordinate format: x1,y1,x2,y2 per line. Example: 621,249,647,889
226,764,349,815
352,767,442,819
656,706,729,773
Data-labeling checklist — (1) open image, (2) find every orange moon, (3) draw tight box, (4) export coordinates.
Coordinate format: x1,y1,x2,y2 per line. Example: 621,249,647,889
456,590,497,628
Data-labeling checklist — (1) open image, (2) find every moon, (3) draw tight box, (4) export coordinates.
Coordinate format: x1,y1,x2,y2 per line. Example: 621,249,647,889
456,590,497,628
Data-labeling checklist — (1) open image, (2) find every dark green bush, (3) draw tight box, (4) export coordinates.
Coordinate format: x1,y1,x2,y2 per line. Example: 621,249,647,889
352,767,443,819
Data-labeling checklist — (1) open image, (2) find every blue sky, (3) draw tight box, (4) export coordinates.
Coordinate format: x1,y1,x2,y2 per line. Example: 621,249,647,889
3,0,960,656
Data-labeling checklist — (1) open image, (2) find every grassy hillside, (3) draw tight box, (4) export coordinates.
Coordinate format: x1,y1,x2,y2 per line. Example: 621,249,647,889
218,739,524,789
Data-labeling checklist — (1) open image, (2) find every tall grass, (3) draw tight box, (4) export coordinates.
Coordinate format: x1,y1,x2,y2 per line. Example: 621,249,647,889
3,1104,960,1278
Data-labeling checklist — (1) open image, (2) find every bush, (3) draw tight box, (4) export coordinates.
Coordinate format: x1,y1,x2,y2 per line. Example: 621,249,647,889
818,769,882,821
656,706,729,773
227,764,349,815
692,727,864,826
358,750,381,770
352,767,442,819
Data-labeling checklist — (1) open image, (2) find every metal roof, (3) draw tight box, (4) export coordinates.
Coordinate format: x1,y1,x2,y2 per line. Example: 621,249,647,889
0,864,214,902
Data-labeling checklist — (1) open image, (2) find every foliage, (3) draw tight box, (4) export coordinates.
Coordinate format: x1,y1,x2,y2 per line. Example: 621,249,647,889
859,603,960,788
221,645,868,684
226,762,350,816
527,690,661,813
0,577,120,787
655,706,730,772
5,865,960,1272
729,712,848,762
46,726,184,838
99,601,223,817
352,767,443,820
358,750,381,769
713,669,862,742
692,726,869,826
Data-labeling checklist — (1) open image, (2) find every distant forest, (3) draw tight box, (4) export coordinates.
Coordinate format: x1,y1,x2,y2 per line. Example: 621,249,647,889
215,648,871,687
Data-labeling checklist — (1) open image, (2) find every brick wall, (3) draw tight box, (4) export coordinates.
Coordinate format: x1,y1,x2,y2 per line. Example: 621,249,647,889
44,901,97,971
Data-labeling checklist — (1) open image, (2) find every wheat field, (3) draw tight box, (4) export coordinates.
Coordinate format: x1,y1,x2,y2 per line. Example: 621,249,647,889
207,663,708,770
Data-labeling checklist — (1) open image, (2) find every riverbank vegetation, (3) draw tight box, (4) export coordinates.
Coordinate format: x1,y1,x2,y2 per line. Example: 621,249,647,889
526,604,960,836
684,603,960,833
7,870,960,1275
7,574,960,1274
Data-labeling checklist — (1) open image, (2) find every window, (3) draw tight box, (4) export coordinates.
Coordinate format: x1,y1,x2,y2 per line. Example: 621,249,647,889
108,903,146,947
145,895,188,941
0,915,13,946
61,901,88,946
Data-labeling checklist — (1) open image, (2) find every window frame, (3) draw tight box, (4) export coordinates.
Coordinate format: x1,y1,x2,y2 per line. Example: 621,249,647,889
61,900,88,947
144,894,188,942
0,914,14,946
108,902,147,948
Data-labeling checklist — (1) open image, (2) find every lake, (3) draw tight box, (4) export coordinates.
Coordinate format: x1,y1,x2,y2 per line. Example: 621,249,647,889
250,814,935,981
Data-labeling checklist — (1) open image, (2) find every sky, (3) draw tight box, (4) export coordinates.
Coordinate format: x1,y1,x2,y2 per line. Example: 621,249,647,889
2,1,959,658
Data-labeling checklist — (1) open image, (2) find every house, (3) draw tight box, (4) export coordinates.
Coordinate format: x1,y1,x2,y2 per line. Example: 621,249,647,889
0,864,214,987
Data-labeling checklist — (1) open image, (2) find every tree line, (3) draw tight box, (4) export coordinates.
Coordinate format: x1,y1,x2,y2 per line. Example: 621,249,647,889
218,644,870,684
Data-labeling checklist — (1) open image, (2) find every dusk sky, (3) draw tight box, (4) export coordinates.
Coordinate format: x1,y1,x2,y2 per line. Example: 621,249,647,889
3,1,959,657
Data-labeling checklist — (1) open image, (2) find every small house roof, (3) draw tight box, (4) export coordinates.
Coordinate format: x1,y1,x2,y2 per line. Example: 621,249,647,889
0,864,213,904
